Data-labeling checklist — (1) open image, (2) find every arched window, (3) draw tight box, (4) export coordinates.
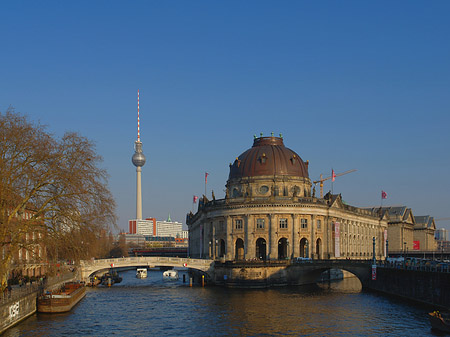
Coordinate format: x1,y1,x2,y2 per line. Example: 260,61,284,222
219,239,226,258
300,238,309,258
256,238,266,260
316,238,322,259
278,238,289,260
235,239,244,260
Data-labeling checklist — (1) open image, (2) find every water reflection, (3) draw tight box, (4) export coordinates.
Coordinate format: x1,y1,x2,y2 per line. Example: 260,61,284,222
3,271,436,337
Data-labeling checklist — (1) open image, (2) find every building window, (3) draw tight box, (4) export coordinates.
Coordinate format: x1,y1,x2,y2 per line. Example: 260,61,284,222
219,221,224,231
257,218,265,229
301,218,308,229
235,219,243,229
279,218,288,229
317,219,321,229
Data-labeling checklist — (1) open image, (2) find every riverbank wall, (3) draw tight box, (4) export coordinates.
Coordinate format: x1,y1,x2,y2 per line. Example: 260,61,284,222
0,291,37,334
0,272,78,334
367,267,450,310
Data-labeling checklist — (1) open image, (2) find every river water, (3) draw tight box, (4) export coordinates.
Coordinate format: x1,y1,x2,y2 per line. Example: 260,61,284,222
4,269,441,336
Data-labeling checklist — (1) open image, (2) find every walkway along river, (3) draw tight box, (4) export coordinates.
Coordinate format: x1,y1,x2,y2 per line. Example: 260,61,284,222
3,269,441,336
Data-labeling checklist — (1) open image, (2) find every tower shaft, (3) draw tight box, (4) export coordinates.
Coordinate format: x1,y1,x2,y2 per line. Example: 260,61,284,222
136,166,142,220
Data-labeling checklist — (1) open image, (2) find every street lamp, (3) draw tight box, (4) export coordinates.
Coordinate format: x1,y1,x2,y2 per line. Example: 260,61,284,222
209,241,212,259
215,239,218,260
372,237,376,265
286,239,289,260
403,241,407,259
386,239,389,259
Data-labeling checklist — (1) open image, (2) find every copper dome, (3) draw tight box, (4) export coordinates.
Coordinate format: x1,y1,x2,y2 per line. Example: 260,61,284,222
228,136,309,180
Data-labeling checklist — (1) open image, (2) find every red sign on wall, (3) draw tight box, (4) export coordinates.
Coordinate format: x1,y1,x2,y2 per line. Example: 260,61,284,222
413,241,420,250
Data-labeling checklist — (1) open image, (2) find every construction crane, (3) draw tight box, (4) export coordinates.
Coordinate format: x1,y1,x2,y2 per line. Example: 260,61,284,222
313,169,357,198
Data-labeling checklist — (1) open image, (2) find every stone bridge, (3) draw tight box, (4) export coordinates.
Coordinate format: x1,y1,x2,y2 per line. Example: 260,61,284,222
213,259,374,288
79,257,374,287
79,256,214,282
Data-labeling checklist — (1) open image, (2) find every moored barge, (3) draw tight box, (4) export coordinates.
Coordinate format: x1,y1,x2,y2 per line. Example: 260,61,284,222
37,282,86,313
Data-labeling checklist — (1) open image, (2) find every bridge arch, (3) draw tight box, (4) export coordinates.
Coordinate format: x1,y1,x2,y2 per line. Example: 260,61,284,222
291,261,372,288
80,257,214,283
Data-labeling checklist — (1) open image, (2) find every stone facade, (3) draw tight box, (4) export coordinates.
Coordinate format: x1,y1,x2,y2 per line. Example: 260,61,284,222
364,207,438,253
413,216,437,251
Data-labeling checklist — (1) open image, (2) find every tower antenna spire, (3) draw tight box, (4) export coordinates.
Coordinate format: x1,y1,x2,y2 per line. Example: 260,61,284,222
132,89,146,220
137,89,140,142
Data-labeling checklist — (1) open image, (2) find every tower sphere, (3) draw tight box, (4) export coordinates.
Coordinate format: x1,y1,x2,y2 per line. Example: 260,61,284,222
132,141,146,167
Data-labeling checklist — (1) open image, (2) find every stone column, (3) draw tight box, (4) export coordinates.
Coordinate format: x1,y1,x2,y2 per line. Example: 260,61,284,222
248,215,255,259
226,216,233,260
293,214,299,258
310,214,315,259
212,221,216,259
266,214,276,260
244,214,249,259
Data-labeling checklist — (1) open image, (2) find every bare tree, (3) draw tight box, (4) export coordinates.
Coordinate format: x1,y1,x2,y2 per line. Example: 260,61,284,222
0,107,116,289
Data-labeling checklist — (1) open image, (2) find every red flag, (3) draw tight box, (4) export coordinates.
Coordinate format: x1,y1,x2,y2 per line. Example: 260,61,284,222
205,172,209,184
331,169,336,182
193,195,198,203
381,191,387,199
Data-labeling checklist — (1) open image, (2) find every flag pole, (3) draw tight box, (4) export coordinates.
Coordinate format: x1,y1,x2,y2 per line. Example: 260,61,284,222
331,168,335,195
381,191,383,208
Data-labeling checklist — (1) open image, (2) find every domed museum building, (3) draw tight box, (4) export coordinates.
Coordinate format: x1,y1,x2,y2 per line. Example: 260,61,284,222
187,135,389,263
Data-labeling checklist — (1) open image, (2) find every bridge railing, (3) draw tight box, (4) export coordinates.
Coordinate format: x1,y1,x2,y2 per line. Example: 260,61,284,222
378,260,450,273
80,257,213,268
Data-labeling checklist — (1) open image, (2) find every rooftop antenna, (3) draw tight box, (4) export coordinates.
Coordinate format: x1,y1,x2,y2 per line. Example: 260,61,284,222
137,89,140,142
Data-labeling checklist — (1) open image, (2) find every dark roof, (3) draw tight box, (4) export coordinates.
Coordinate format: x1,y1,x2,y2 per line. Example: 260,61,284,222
228,136,309,180
414,215,434,229
363,206,414,222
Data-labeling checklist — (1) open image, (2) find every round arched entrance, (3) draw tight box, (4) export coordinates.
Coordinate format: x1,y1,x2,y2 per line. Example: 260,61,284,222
300,238,309,258
235,238,244,260
255,238,266,260
219,239,226,258
278,238,288,260
316,238,322,259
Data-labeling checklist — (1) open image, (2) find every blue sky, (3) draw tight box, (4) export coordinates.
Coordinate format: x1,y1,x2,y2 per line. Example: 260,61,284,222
2,1,450,233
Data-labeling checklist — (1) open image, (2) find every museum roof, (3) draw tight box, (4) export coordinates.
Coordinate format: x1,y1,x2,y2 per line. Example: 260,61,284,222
228,135,309,180
414,215,435,229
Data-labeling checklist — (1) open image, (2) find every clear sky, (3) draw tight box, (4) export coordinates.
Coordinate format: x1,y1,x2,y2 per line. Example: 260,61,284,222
2,1,450,233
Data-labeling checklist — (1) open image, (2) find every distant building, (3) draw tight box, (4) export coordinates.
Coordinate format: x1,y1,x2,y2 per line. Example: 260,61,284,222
128,218,156,236
120,233,176,248
179,230,189,239
121,233,147,248
156,216,183,238
435,228,449,241
413,216,437,251
7,208,47,279
437,240,450,252
362,207,437,252
175,238,189,247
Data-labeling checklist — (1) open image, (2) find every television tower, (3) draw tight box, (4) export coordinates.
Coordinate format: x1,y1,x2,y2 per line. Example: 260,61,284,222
131,89,146,220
